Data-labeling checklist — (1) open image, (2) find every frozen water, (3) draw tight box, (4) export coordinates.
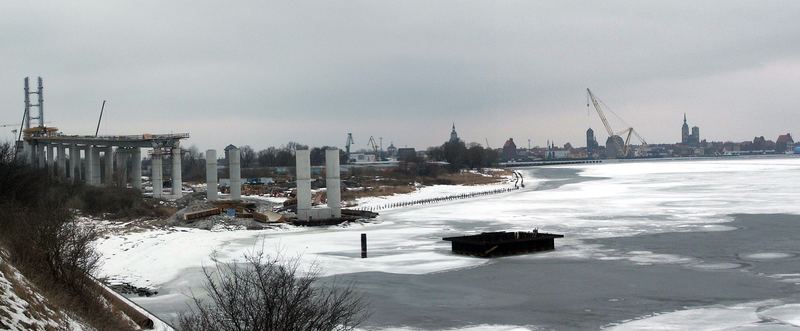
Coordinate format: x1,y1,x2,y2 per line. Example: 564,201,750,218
740,252,795,260
93,156,800,329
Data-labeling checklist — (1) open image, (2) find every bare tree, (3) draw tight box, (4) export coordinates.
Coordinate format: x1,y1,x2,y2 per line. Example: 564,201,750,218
240,145,257,168
179,251,368,331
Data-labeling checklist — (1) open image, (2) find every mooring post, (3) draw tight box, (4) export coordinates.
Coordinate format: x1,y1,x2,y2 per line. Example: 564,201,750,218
361,233,367,258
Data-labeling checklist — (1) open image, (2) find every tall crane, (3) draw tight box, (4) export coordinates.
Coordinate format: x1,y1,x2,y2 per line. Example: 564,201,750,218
367,136,380,161
345,133,354,162
586,88,615,138
586,88,647,157
616,127,647,155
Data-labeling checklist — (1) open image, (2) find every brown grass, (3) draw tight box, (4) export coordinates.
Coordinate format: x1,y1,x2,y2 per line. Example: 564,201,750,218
342,185,416,201
340,170,509,201
435,171,509,185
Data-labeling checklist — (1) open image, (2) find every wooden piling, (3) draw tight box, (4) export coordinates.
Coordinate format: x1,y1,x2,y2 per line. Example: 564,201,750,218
361,233,367,258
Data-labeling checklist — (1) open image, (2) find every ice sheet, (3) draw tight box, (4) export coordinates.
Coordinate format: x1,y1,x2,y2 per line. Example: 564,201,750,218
607,300,800,330
96,158,800,291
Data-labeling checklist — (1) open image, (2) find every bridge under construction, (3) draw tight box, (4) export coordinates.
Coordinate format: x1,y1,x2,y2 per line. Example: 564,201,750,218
15,77,189,198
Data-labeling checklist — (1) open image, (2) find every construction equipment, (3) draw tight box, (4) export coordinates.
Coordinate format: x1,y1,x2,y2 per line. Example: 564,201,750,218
345,133,354,161
95,100,106,137
367,136,380,160
586,88,647,157
616,127,647,155
586,88,615,138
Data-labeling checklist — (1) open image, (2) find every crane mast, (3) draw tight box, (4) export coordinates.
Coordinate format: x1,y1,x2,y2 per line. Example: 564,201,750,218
367,136,380,161
587,88,615,137
345,133,354,162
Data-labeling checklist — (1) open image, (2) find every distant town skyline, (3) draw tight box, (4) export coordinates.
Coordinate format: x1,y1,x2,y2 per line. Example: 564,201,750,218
1,1,798,151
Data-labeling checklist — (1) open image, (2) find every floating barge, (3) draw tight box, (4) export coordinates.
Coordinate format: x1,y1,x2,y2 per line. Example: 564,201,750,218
443,231,564,258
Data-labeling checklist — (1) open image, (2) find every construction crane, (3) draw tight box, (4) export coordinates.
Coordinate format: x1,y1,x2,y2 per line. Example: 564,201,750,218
616,127,647,155
586,88,647,157
586,88,615,138
367,136,380,161
345,133,354,162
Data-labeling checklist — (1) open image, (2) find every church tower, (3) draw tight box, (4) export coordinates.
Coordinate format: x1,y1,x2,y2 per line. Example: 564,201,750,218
681,114,690,144
449,123,459,143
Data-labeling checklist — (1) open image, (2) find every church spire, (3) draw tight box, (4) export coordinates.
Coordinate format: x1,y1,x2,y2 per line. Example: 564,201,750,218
449,123,459,142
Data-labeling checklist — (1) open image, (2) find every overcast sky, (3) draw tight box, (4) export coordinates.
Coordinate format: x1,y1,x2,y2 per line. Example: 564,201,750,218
1,1,798,151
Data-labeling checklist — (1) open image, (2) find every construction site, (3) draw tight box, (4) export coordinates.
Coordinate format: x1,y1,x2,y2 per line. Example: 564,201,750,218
10,77,517,232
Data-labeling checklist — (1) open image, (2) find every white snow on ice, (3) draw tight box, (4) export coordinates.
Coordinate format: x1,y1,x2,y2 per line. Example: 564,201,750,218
93,157,800,329
607,300,800,330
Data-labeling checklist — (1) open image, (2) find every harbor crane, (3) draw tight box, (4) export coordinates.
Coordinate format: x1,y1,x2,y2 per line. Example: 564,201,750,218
367,136,380,160
586,88,647,157
345,133,354,161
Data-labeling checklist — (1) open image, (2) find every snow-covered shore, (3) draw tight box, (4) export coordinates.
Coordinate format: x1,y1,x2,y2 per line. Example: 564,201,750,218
94,178,519,291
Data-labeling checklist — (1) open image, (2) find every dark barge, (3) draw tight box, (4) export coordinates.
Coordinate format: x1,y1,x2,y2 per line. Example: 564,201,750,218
443,230,564,258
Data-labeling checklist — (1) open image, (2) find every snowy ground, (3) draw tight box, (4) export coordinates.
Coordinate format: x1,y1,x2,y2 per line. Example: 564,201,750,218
94,156,800,329
0,253,88,330
95,179,517,290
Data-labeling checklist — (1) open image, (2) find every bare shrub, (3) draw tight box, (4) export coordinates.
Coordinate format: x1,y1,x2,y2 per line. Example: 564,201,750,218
179,251,368,331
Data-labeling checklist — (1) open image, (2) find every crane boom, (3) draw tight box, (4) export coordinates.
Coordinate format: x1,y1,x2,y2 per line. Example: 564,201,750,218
367,136,379,160
587,88,615,137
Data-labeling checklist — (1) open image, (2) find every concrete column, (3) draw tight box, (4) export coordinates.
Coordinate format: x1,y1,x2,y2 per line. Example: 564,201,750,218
325,148,341,218
46,144,55,174
296,149,311,221
206,149,218,201
152,151,163,198
104,146,114,186
117,150,129,187
69,145,80,183
229,148,241,200
57,145,66,180
23,141,33,165
37,144,45,169
81,147,88,183
86,146,96,186
92,147,102,186
131,148,142,190
171,146,182,198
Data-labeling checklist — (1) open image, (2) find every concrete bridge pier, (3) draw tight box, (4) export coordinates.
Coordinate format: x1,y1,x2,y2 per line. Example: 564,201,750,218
46,144,55,175
325,148,342,218
205,149,217,201
131,148,142,190
86,146,96,186
171,146,182,198
104,146,114,187
152,151,163,198
229,147,241,200
92,147,102,186
69,145,80,183
296,149,311,221
36,144,45,169
57,145,66,180
117,150,129,188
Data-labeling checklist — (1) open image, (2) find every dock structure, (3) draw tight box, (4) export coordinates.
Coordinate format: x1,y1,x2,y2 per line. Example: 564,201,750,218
443,231,564,258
